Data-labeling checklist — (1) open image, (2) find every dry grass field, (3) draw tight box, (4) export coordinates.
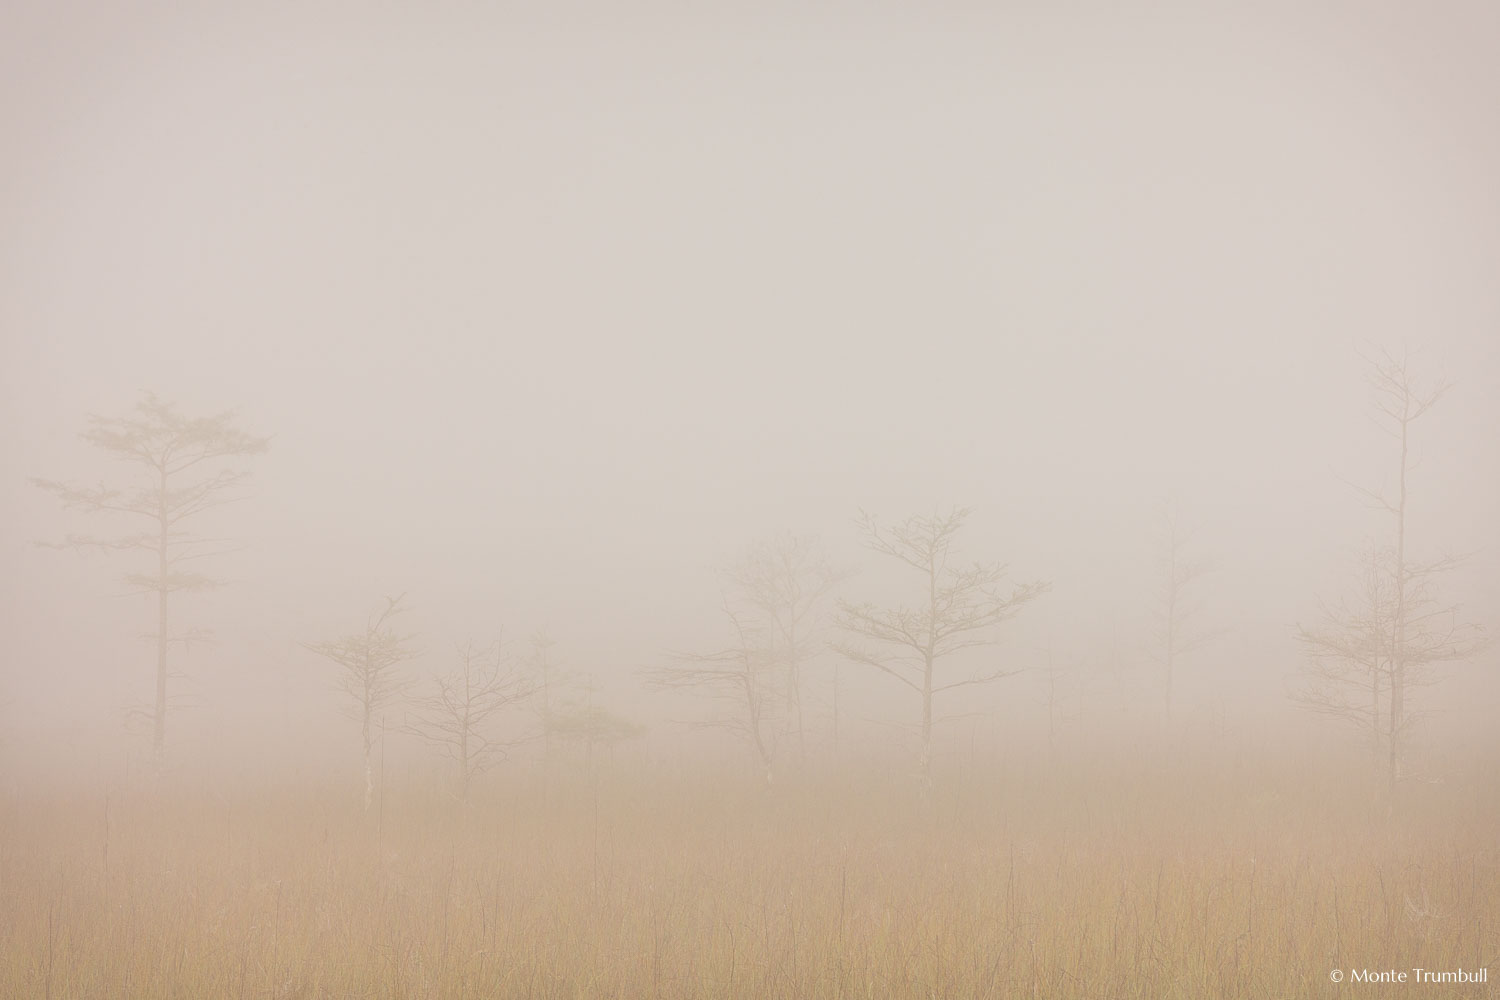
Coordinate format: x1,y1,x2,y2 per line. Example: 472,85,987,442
3,745,1496,1000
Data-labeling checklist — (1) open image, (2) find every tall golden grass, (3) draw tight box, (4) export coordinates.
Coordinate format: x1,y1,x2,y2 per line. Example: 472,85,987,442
3,745,1496,998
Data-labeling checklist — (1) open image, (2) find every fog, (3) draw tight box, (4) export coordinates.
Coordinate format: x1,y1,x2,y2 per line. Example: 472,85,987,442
4,3,1500,996
5,0,1496,785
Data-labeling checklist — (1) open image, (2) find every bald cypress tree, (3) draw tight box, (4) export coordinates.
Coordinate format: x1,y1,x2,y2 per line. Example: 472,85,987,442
34,392,268,770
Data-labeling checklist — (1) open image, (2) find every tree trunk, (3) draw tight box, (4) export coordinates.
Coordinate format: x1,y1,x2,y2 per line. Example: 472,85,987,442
787,619,805,767
363,745,373,811
919,652,934,797
744,671,774,788
541,669,551,764
362,698,374,811
154,472,169,772
459,720,470,804
1164,532,1177,722
920,562,937,796
1388,403,1410,796
155,584,168,769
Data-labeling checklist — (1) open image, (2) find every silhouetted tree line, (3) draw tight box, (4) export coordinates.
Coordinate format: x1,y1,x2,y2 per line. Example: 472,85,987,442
34,347,1487,802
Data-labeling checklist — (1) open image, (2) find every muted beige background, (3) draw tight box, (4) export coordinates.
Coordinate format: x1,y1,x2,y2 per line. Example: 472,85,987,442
2,1,1496,780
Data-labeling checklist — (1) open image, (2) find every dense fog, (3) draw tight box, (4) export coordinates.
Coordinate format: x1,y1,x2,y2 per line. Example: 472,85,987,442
7,6,1500,999
3,1,1497,786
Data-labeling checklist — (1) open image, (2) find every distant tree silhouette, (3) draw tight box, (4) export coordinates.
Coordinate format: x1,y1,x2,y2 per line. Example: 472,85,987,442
407,638,535,803
648,602,779,786
33,392,268,770
834,507,1047,794
1296,349,1486,792
723,533,844,766
1150,504,1222,720
304,595,416,809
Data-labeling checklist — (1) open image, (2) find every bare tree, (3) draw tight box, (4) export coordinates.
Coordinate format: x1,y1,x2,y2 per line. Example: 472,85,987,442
723,533,844,766
833,507,1048,792
548,693,646,768
1302,349,1487,792
32,392,268,770
304,595,415,809
1150,505,1222,720
407,639,535,803
647,602,779,786
1295,544,1393,762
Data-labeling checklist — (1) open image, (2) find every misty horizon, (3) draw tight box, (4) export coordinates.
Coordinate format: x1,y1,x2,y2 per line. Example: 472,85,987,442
2,4,1497,998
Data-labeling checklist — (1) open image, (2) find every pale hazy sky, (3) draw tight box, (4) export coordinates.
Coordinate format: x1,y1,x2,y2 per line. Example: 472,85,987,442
3,1,1497,773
